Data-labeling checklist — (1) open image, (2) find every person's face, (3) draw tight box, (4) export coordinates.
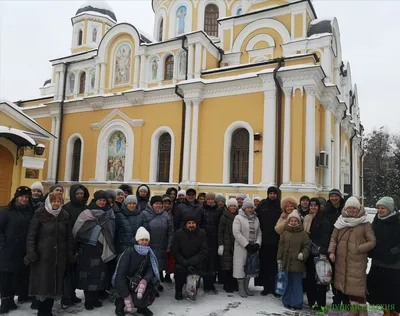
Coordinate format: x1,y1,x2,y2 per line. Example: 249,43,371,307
96,198,107,208
206,198,215,206
228,205,237,213
178,194,185,201
217,200,225,208
123,191,130,198
107,197,114,205
53,187,63,195
289,217,299,226
139,189,147,198
236,198,244,206
187,194,196,202
329,194,340,205
75,191,84,201
244,207,254,215
254,199,260,207
153,202,163,213
31,189,42,199
51,199,62,210
377,205,390,217
163,200,171,209
186,220,197,231
169,191,176,202
116,192,125,202
268,192,277,200
198,196,205,204
301,199,309,209
309,202,319,214
16,195,29,206
285,203,295,214
137,239,149,246
346,207,359,217
127,203,137,211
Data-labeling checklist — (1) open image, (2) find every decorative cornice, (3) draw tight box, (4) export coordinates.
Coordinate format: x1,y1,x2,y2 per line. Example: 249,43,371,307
282,87,293,97
304,85,317,96
91,109,144,130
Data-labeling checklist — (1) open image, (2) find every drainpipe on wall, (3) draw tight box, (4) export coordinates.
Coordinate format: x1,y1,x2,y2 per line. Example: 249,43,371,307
55,62,70,184
273,58,284,190
217,47,224,68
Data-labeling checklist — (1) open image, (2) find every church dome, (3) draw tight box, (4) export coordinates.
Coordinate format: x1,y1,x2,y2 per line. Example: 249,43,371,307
76,1,117,22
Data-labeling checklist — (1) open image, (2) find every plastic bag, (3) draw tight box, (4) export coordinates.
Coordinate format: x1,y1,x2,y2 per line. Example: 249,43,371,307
185,274,200,301
314,257,332,285
275,269,287,295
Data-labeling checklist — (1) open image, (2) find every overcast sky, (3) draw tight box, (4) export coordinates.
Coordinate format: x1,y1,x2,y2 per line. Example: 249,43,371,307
0,0,399,134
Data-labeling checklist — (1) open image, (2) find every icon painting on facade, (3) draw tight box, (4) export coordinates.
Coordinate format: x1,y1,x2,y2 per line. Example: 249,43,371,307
176,5,187,35
114,43,131,85
107,131,126,181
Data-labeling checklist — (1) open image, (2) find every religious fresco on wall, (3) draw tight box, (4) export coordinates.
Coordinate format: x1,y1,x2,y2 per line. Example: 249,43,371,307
150,56,159,81
92,26,98,42
69,73,75,94
107,131,126,182
176,5,187,35
114,43,132,85
236,8,242,15
89,69,95,91
178,52,186,76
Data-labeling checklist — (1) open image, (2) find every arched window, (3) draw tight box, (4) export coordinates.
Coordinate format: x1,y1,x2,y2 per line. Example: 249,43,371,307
71,138,82,181
230,128,249,183
204,4,219,37
164,55,174,80
79,72,86,94
157,133,172,182
107,131,126,182
158,19,163,42
78,29,83,46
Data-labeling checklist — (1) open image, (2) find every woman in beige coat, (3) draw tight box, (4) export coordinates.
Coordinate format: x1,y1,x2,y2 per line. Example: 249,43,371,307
275,197,298,235
328,197,376,316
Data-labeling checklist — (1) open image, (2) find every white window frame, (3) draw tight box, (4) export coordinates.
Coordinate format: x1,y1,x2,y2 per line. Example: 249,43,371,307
64,133,84,181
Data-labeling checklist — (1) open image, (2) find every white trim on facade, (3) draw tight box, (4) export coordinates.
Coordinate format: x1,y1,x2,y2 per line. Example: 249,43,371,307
91,109,144,129
64,133,84,181
22,156,46,169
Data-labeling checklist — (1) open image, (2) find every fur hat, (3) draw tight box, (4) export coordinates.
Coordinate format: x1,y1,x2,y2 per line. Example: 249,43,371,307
236,194,246,201
205,192,216,200
118,184,133,195
93,190,108,201
376,197,395,213
30,182,44,193
344,196,361,210
226,198,238,208
105,189,116,200
124,195,137,205
150,195,163,205
14,186,32,198
288,210,301,223
281,196,298,211
215,195,226,203
253,195,262,202
135,227,150,241
329,189,342,198
177,190,186,197
138,185,149,193
267,186,279,195
242,198,254,210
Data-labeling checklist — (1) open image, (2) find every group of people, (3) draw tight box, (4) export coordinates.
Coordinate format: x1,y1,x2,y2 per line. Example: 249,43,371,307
0,182,398,316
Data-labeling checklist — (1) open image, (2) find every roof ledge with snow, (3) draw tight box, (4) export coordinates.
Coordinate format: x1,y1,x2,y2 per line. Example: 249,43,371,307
76,1,117,22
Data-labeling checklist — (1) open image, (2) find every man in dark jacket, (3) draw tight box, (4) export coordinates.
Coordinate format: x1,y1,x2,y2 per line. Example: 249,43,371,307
297,195,310,217
255,186,282,296
171,215,207,300
173,188,201,231
136,184,151,212
0,186,34,313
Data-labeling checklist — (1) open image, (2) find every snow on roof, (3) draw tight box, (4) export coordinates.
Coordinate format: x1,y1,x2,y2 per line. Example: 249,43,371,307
308,32,332,40
310,17,335,27
79,0,113,12
135,27,154,43
74,11,115,22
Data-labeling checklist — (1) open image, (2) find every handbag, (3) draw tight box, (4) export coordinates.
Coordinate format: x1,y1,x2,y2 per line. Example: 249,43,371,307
244,252,260,276
311,242,320,256
126,254,149,292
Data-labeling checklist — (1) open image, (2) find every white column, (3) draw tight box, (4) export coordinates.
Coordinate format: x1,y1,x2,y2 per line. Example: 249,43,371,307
188,44,194,79
139,55,146,88
189,99,201,182
47,115,57,181
282,87,292,184
322,45,333,83
182,100,192,182
323,106,332,190
54,72,60,100
100,63,106,94
95,63,101,94
352,143,358,196
194,43,202,78
334,119,341,189
134,55,140,88
50,114,60,182
304,86,316,185
261,88,277,186
58,69,65,99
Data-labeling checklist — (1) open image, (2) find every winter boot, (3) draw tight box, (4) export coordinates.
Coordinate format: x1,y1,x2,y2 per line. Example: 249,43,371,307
137,307,154,316
244,277,254,296
71,293,82,304
165,274,172,284
175,292,183,301
8,298,17,311
0,298,10,314
114,297,125,316
30,298,39,310
237,279,247,298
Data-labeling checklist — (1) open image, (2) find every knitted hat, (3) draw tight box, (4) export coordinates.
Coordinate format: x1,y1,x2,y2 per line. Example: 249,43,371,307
329,189,342,198
226,198,238,208
376,197,395,213
281,196,297,210
344,196,361,210
309,197,320,208
138,185,149,193
300,195,310,202
115,189,124,195
215,195,226,203
267,186,279,195
236,194,246,201
14,186,32,198
177,190,186,197
150,195,163,205
205,192,216,200
105,189,116,200
119,184,133,195
242,198,254,210
253,196,262,202
30,182,44,193
93,190,108,201
135,227,150,241
49,184,63,193
162,194,171,202
186,188,196,196
288,210,301,222
124,195,138,205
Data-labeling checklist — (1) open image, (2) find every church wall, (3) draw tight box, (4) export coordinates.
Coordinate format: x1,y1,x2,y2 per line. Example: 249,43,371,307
294,14,304,39
206,51,219,70
223,29,231,52
248,0,289,12
34,117,52,180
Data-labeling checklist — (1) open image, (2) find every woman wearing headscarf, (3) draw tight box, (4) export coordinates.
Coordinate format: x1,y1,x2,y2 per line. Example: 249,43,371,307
114,227,160,316
275,197,299,235
136,185,151,212
106,189,120,214
303,198,331,311
165,187,178,205
232,199,262,298
142,196,173,294
73,190,116,310
367,197,400,316
328,197,376,316
24,193,73,316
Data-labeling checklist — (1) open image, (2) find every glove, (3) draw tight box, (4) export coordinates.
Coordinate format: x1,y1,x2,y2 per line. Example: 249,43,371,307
124,295,134,312
23,252,38,266
188,266,196,275
298,252,304,261
135,279,147,300
319,254,327,260
277,260,283,271
245,244,252,251
218,245,224,256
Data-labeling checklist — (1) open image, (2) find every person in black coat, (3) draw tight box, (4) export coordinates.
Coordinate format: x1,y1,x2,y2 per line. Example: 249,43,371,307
119,184,133,198
173,188,201,231
115,189,125,208
297,195,310,217
136,185,151,212
171,215,208,301
303,198,331,311
0,186,34,313
255,186,282,296
106,189,120,214
199,193,222,293
114,227,159,316
30,182,45,211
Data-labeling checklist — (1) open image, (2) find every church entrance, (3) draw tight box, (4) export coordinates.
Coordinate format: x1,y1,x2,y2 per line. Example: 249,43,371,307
0,146,13,207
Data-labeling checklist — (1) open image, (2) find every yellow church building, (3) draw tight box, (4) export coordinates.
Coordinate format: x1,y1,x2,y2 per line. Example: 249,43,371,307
0,0,363,205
